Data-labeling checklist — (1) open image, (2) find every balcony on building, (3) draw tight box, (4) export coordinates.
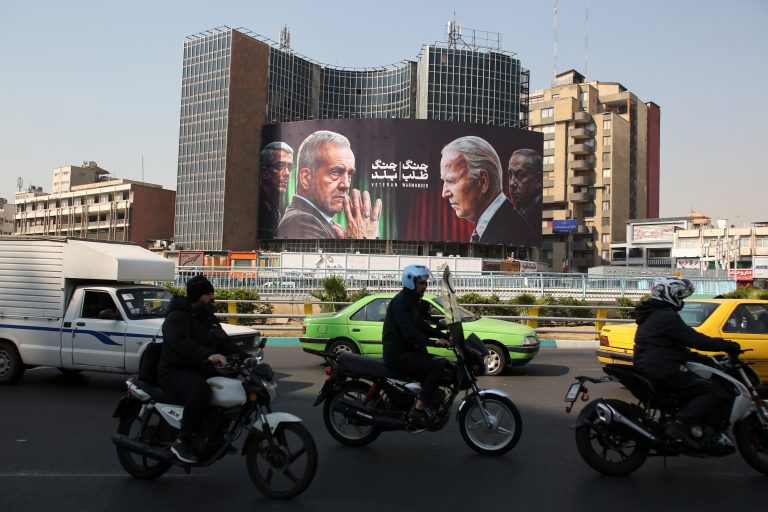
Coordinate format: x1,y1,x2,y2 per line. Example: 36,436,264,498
570,159,595,171
571,191,594,203
570,175,594,187
573,111,592,124
570,126,594,139
569,143,595,155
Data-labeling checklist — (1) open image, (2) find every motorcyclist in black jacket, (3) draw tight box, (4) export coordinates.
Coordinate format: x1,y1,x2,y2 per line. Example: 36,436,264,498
383,264,451,428
159,275,249,463
634,277,741,446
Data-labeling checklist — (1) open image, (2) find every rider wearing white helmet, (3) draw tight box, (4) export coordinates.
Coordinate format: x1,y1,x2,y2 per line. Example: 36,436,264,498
634,277,741,446
382,264,451,428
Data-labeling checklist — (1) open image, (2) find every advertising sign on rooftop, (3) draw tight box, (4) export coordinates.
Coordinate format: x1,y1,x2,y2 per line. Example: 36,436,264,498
257,119,543,247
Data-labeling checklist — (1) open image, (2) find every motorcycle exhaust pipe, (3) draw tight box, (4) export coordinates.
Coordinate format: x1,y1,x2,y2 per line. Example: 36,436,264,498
332,399,406,430
595,402,657,442
111,432,177,464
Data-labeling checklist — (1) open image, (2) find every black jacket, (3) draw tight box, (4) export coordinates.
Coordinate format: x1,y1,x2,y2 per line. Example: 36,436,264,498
159,295,246,377
634,299,735,377
480,199,538,246
276,196,339,239
382,288,445,365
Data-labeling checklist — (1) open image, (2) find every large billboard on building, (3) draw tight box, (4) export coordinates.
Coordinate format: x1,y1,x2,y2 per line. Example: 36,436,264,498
257,119,543,246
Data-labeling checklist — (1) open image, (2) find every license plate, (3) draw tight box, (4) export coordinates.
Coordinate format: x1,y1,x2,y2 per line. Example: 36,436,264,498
564,383,581,402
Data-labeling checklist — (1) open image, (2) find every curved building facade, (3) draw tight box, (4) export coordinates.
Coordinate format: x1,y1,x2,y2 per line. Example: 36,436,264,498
174,27,530,253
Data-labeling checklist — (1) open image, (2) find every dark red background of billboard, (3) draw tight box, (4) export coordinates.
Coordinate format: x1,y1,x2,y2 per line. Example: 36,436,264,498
261,118,542,246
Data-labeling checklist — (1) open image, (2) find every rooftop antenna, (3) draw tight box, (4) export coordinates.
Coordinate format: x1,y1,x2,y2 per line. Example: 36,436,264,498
17,177,23,192
553,0,558,84
447,12,460,49
141,155,145,183
279,25,291,50
584,0,589,80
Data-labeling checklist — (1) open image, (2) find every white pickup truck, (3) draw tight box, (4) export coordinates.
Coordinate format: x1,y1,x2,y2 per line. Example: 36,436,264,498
0,237,260,384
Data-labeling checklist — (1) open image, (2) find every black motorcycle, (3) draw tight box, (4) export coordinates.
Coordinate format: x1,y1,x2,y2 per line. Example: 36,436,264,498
565,352,768,476
306,268,522,455
111,339,318,499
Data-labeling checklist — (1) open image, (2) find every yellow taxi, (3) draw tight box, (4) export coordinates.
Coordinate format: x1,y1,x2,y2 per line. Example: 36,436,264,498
597,299,768,383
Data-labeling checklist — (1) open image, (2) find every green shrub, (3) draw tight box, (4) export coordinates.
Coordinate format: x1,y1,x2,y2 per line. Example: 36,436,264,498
161,283,272,325
310,275,351,312
456,292,505,316
557,296,591,325
615,296,637,320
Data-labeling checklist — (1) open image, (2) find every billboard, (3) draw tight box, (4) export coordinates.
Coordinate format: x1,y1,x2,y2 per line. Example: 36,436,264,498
257,119,542,246
631,223,683,243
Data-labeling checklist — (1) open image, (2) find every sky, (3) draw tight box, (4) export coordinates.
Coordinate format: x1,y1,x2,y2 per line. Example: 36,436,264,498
2,0,766,225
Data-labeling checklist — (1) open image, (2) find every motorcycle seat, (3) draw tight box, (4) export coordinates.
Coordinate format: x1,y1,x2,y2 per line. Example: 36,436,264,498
337,353,407,379
133,379,177,404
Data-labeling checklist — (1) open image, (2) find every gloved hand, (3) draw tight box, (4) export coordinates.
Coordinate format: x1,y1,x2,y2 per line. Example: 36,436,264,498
724,340,741,357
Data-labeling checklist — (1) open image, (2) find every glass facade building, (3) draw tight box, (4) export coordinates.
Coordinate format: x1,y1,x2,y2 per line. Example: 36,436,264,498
175,29,232,250
174,27,529,251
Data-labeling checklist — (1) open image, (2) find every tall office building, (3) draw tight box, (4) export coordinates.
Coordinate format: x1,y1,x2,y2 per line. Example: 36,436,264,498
527,70,660,272
174,26,529,251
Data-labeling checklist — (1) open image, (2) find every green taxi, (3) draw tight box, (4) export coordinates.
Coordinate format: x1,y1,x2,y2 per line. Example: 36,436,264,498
300,293,540,376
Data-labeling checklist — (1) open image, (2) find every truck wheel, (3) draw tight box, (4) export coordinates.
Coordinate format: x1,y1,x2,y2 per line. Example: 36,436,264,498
0,341,25,385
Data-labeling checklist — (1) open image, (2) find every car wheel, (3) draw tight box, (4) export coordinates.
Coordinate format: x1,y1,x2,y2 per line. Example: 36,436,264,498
483,342,508,377
328,339,359,356
0,341,25,385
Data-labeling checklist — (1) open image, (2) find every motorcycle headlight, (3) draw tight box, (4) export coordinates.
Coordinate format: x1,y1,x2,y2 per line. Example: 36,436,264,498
264,380,279,403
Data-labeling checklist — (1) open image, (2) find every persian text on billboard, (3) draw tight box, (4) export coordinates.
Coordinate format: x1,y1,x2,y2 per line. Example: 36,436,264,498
256,119,543,246
632,223,682,242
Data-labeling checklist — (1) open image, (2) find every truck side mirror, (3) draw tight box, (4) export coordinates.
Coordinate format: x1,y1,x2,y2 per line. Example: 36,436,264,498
99,309,121,321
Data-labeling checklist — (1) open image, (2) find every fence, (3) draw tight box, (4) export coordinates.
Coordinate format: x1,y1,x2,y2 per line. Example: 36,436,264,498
215,299,636,338
174,266,736,301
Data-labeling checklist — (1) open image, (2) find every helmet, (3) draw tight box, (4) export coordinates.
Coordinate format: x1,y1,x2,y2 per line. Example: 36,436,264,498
651,277,695,309
402,264,431,290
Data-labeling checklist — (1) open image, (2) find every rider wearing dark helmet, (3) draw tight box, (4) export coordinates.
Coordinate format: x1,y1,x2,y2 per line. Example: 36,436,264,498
382,264,451,428
634,277,741,446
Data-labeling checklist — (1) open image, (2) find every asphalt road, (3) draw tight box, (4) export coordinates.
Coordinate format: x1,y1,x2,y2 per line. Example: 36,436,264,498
0,348,764,512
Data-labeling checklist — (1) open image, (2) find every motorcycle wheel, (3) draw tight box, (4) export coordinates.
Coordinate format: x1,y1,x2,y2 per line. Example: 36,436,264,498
115,402,173,480
734,412,768,475
323,381,382,446
574,404,649,476
459,395,522,455
246,422,318,499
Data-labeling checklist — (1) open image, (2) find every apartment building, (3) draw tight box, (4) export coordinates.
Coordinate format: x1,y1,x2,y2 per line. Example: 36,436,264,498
14,162,175,247
528,70,660,272
0,198,14,235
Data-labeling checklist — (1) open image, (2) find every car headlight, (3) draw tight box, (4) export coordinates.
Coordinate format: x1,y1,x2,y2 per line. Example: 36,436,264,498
523,335,539,346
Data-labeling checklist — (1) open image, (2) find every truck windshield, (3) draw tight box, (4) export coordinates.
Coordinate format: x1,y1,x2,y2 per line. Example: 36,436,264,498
117,288,173,320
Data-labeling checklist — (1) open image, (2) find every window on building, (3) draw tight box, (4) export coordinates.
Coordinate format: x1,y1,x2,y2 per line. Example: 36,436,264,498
87,196,96,205
541,107,554,118
603,184,610,195
543,139,555,150
602,233,610,243
603,136,611,146
602,217,610,226
603,168,611,179
602,250,610,259
603,118,611,130
756,238,768,248
552,94,559,100
602,152,611,163
583,203,595,217
541,124,555,134
602,201,610,211
543,155,555,165
579,91,587,101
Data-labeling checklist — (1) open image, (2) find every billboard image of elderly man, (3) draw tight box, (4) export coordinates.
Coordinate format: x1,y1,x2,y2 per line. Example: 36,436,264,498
276,130,383,239
258,141,293,240
440,136,536,245
508,149,543,234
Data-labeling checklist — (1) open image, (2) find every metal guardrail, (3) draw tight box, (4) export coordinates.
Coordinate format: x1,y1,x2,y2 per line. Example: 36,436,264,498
175,266,736,300
214,299,636,337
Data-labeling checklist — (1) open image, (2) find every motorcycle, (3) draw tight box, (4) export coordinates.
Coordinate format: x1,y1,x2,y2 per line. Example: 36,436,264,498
564,351,768,476
111,338,317,499
306,267,522,455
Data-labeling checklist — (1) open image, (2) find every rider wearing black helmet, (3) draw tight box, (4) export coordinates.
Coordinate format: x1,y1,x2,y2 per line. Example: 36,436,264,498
634,277,741,446
382,264,451,428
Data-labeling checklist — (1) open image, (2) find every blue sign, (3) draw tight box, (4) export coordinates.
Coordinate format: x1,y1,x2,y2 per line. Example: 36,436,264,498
552,219,578,233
